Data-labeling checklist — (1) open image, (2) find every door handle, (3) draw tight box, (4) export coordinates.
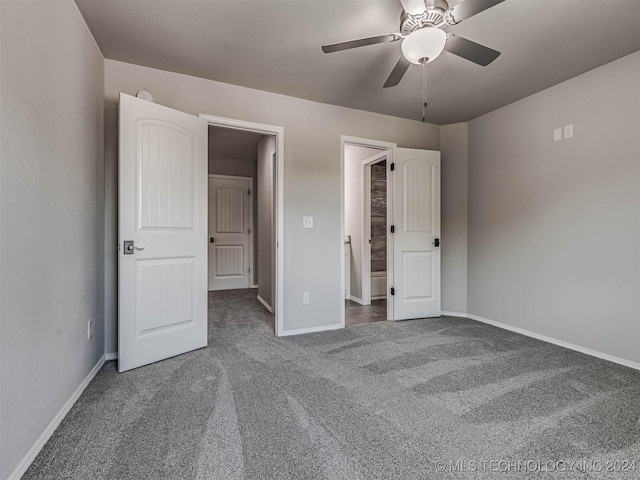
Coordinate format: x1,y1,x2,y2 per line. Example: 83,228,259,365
124,240,145,254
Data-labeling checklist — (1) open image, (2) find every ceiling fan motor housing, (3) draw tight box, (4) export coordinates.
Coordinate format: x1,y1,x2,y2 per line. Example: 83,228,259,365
400,0,449,35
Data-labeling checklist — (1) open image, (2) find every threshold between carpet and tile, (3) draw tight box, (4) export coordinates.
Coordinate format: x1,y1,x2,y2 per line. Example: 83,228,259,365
24,289,640,479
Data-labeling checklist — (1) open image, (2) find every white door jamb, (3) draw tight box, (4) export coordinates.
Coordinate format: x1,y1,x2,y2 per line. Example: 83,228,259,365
200,114,284,336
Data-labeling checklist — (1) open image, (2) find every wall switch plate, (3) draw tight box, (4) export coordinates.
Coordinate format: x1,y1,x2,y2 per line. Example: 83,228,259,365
564,124,574,139
303,292,310,304
88,321,93,339
303,216,313,229
554,128,562,142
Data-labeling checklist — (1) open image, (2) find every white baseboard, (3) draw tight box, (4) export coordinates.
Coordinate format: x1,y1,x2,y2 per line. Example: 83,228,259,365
371,295,387,301
104,352,118,361
251,284,258,289
348,295,364,305
256,294,273,313
453,312,640,371
8,355,106,480
441,310,468,318
279,323,343,337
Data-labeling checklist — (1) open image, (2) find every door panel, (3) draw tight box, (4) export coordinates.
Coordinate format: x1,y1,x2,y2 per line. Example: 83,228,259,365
392,148,440,320
119,93,207,372
208,176,251,290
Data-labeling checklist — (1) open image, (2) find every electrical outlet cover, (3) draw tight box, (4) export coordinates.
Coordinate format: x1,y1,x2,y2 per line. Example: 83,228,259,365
564,124,574,139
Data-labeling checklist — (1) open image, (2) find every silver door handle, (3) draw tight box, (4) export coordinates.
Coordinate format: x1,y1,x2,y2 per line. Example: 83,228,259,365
124,240,144,254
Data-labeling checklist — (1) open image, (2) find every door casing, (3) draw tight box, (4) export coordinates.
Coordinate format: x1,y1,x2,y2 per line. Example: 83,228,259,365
341,136,396,326
200,114,284,336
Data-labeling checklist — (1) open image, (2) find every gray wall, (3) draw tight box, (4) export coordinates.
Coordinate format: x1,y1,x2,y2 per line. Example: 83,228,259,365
440,123,468,313
104,59,439,348
344,145,381,300
208,153,259,286
0,1,105,478
467,52,640,363
257,136,276,309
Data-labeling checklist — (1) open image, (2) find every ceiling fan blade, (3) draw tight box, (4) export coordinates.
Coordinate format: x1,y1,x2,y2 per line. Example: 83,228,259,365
447,0,505,23
445,35,500,66
399,0,427,15
322,34,400,53
383,56,411,88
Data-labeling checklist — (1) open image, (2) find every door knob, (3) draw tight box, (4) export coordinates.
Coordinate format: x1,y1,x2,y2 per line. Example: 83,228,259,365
123,240,145,254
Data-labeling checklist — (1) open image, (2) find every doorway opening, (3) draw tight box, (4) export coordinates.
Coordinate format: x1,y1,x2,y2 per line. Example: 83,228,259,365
202,115,284,335
341,137,395,327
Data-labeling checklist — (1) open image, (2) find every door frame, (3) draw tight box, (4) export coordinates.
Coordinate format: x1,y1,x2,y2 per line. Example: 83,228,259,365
361,151,388,306
207,174,254,291
200,114,284,336
341,136,396,327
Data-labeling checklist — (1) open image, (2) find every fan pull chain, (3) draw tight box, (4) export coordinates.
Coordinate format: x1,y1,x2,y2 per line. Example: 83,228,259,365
422,64,428,122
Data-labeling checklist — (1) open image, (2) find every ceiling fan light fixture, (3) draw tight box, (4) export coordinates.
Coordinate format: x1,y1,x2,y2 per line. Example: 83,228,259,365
401,27,447,65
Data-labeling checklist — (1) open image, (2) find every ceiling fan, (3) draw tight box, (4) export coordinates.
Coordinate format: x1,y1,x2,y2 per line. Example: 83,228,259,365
322,0,505,88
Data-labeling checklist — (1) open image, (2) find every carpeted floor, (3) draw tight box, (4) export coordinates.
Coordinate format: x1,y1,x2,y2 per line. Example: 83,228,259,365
24,289,640,479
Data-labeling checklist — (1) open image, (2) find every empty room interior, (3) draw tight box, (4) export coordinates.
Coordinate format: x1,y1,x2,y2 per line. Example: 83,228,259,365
0,1,639,479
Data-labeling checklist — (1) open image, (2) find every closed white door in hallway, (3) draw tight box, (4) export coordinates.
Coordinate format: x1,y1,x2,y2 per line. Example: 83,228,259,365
208,175,252,290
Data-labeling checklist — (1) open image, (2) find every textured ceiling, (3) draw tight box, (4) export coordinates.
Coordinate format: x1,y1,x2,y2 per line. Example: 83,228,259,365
76,0,640,124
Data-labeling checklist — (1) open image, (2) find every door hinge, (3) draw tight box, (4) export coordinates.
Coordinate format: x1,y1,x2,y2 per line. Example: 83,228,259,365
248,190,251,195
390,163,395,171
434,238,440,247
390,225,395,233
248,228,251,234
390,287,395,296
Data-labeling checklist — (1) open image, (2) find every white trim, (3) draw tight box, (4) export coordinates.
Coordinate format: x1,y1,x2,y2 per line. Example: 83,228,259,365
200,114,284,337
105,352,118,361
371,295,387,301
449,312,640,371
251,284,259,289
361,151,388,166
7,356,106,480
256,294,273,313
278,323,343,337
441,310,467,318
208,174,252,182
348,295,365,305
207,174,254,290
341,136,396,330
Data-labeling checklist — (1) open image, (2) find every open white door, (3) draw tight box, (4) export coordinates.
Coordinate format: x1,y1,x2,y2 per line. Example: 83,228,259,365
119,93,208,372
391,148,441,320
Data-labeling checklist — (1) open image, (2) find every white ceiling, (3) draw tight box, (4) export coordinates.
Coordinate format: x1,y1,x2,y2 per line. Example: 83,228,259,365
76,0,640,124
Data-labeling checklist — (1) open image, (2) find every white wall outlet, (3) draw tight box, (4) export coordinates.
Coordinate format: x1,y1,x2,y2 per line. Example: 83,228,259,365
564,124,574,139
554,128,562,142
303,292,310,304
88,320,93,339
303,216,313,229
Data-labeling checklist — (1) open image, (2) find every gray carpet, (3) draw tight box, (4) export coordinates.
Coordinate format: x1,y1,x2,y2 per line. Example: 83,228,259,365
24,289,640,479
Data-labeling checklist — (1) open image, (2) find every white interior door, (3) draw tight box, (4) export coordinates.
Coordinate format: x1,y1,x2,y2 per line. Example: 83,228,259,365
119,93,208,372
392,147,441,320
208,175,251,290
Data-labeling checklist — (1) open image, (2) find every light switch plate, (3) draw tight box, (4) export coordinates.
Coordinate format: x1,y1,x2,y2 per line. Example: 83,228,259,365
303,216,313,229
554,128,562,142
564,124,574,139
